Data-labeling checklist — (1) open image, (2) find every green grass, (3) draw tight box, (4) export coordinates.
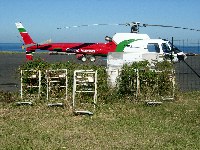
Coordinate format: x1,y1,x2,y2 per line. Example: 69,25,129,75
1,91,200,149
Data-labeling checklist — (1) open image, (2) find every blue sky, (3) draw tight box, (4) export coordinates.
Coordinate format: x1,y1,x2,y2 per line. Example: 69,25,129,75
0,0,199,44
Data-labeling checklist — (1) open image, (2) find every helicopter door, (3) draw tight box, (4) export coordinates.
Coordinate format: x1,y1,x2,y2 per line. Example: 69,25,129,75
147,43,164,61
147,43,160,53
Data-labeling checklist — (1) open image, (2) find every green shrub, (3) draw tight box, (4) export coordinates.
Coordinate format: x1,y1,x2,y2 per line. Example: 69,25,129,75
117,60,175,100
19,59,175,103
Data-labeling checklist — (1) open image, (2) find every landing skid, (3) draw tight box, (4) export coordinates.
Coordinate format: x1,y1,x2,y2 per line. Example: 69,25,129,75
73,110,93,116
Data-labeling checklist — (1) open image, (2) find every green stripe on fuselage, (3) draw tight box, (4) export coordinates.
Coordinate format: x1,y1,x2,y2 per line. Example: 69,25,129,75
116,39,140,52
18,28,26,32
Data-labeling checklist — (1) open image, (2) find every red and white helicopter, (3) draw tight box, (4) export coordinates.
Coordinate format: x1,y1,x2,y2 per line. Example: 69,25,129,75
16,22,119,61
16,22,194,62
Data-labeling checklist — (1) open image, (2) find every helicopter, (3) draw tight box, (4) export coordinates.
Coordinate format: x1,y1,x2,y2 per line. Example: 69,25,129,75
16,22,196,62
16,22,116,61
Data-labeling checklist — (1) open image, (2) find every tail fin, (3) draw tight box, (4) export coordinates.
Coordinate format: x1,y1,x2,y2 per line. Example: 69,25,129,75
15,22,35,45
16,22,34,60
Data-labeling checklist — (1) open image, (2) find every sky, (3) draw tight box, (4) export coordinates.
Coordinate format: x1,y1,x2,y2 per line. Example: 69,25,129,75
0,0,199,44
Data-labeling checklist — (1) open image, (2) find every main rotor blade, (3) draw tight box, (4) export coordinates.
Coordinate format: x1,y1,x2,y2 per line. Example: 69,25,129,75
57,22,200,32
142,24,200,32
57,23,126,29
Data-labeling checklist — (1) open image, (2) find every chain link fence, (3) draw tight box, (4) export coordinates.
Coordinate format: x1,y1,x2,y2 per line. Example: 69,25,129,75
174,56,200,91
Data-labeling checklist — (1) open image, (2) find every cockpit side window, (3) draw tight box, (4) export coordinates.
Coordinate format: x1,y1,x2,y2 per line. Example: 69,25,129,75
147,43,160,53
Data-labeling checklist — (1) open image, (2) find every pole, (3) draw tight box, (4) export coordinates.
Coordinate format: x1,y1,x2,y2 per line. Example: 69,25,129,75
171,37,173,62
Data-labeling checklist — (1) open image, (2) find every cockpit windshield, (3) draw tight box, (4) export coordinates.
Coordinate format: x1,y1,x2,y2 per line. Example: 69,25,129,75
168,42,182,54
162,43,171,53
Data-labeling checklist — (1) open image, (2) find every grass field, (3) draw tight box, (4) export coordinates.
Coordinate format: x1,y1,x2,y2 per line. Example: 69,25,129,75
1,91,200,149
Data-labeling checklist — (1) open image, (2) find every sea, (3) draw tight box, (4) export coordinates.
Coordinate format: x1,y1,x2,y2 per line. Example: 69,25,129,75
0,43,199,54
0,43,23,52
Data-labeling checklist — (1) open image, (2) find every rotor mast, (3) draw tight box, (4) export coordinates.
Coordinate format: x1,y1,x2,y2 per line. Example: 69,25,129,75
127,22,140,33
